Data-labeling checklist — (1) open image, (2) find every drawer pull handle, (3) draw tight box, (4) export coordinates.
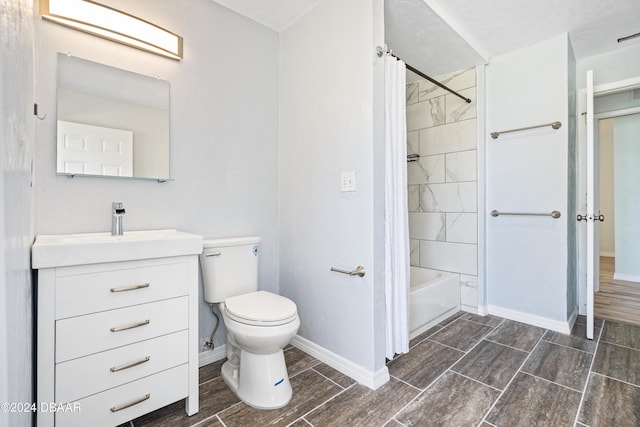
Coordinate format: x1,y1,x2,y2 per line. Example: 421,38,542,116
110,356,151,372
110,319,150,332
110,393,150,412
205,251,221,257
110,282,150,293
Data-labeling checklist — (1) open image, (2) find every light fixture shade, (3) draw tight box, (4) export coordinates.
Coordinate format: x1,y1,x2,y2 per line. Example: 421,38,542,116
40,0,183,60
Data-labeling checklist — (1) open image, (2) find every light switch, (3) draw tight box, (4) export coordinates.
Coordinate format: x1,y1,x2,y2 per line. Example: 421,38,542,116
341,171,356,192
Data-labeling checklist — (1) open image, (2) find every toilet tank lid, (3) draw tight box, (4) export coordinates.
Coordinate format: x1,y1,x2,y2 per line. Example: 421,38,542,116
203,236,261,248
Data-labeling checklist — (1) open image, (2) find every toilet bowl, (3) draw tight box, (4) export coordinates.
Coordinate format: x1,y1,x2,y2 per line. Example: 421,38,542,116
199,237,300,409
220,291,300,408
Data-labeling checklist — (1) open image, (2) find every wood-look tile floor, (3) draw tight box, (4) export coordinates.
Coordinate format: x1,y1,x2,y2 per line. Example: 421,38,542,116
595,256,640,326
128,312,640,426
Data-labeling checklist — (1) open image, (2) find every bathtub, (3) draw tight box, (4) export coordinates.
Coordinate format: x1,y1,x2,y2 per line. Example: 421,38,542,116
409,267,460,340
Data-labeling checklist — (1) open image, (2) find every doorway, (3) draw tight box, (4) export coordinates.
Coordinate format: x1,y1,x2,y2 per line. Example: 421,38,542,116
594,112,640,326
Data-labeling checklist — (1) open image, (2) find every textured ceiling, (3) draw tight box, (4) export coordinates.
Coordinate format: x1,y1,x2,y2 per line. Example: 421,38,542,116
211,0,321,31
212,0,640,77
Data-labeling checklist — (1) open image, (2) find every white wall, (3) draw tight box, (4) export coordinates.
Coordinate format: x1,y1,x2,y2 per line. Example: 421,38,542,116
279,0,387,375
577,44,640,89
485,33,574,328
1,0,35,426
33,0,279,352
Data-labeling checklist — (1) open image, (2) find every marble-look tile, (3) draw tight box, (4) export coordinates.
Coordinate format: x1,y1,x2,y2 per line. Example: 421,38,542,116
218,369,341,427
419,182,477,213
304,378,419,427
386,419,405,426
460,283,478,308
285,346,320,377
445,88,476,123
521,341,593,391
592,341,640,386
600,320,640,350
407,154,445,185
418,68,476,102
460,313,502,328
578,373,640,426
445,150,476,183
542,322,600,353
408,184,420,212
396,371,499,427
407,130,419,155
446,212,477,244
406,97,445,131
420,119,477,156
312,363,355,389
409,238,420,267
486,373,581,427
387,339,463,389
406,82,419,105
409,212,445,241
451,340,527,389
429,319,494,352
419,240,477,275
409,324,442,348
133,376,240,427
486,320,546,352
288,419,312,427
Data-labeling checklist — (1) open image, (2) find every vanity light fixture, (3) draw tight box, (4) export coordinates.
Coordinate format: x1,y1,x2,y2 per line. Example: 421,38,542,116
40,0,183,60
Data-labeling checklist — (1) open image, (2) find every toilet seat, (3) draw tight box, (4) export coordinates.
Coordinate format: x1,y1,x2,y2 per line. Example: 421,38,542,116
224,291,298,326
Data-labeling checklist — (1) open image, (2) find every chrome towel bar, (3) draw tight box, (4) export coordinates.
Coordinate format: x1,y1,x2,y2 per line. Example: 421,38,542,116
491,121,561,139
331,265,366,277
490,210,561,219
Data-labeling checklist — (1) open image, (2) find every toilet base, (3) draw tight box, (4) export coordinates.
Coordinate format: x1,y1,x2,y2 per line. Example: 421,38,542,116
221,348,292,409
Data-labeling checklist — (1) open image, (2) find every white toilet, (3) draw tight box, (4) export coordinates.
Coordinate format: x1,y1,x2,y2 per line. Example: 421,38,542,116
200,236,300,409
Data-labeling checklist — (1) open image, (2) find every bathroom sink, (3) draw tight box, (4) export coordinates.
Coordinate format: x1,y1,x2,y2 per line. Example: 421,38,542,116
32,229,203,268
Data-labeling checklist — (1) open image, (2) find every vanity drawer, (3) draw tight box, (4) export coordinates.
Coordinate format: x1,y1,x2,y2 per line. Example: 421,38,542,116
55,261,189,319
55,364,188,427
56,297,188,363
56,330,188,403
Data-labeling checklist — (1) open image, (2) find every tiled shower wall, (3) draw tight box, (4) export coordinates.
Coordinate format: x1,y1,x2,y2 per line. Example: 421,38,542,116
406,67,478,310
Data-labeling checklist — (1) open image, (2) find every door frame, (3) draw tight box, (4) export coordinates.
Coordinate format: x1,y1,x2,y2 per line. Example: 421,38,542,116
577,75,640,316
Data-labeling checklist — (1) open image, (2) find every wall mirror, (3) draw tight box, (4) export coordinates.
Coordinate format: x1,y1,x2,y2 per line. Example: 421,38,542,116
56,53,171,181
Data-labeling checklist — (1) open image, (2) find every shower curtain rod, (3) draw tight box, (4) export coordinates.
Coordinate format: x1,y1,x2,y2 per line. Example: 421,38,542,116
376,46,472,104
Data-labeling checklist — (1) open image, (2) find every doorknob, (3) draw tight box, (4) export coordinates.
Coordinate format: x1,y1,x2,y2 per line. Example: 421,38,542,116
576,214,605,222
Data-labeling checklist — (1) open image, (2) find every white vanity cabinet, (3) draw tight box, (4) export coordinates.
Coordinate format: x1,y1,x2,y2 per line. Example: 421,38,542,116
32,230,202,427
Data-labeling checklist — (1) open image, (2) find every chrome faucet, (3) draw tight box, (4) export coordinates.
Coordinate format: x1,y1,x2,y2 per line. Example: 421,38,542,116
112,202,126,236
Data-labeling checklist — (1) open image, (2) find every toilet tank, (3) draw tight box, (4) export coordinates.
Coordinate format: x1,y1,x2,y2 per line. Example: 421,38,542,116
200,236,261,303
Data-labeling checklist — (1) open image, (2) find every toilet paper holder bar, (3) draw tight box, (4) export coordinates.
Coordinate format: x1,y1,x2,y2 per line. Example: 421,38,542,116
331,265,366,277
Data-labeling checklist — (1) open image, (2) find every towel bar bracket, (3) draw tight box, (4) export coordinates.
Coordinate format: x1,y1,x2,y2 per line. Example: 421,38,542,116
331,265,366,277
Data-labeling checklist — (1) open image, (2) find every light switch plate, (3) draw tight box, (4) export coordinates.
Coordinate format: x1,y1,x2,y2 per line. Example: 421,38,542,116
341,171,356,192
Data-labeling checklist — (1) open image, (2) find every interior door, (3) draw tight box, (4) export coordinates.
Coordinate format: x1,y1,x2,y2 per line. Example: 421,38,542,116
57,121,134,177
585,70,598,340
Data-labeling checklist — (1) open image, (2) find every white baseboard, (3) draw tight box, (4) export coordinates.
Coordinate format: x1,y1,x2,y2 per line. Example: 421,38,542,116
614,272,640,283
291,335,389,390
199,344,227,367
487,305,572,334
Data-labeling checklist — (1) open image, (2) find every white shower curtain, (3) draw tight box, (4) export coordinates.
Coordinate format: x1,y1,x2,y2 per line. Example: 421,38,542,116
384,53,410,359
